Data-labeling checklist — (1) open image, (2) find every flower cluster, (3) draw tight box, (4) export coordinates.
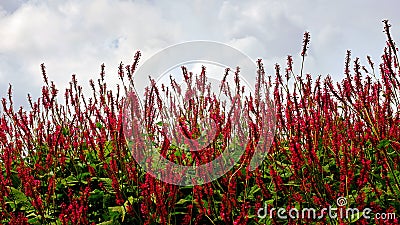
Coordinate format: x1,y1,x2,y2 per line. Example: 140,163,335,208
0,21,399,225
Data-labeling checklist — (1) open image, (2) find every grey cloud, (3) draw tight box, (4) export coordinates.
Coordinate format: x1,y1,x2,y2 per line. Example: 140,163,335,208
0,0,27,14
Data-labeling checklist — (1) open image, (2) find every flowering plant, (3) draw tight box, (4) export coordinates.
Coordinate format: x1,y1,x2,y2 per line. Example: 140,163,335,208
0,21,399,225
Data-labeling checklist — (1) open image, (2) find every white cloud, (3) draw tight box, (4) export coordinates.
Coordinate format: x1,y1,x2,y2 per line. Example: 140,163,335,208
0,0,399,107
0,0,183,106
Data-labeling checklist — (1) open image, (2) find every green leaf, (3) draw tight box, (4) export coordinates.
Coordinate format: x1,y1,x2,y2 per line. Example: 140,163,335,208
170,211,188,215
348,212,364,223
89,189,104,202
99,178,114,192
127,196,134,204
10,171,21,189
125,196,141,205
27,216,40,225
62,127,69,136
248,186,261,200
97,221,115,225
85,150,97,162
378,139,390,148
109,206,126,222
109,206,124,212
104,141,114,158
77,172,91,183
176,198,191,205
174,149,182,158
9,187,29,204
96,122,104,129
64,175,79,186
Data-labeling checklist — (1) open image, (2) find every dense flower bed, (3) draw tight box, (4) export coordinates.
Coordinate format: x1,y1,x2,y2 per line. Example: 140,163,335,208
0,21,399,225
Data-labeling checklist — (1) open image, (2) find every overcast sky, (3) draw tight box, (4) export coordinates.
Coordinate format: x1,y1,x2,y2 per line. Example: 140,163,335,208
0,0,399,108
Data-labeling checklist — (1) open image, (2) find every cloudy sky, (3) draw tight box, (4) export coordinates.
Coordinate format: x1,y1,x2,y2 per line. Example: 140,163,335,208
0,0,399,108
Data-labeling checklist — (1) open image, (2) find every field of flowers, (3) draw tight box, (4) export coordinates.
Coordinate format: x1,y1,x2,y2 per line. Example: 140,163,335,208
0,21,399,225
